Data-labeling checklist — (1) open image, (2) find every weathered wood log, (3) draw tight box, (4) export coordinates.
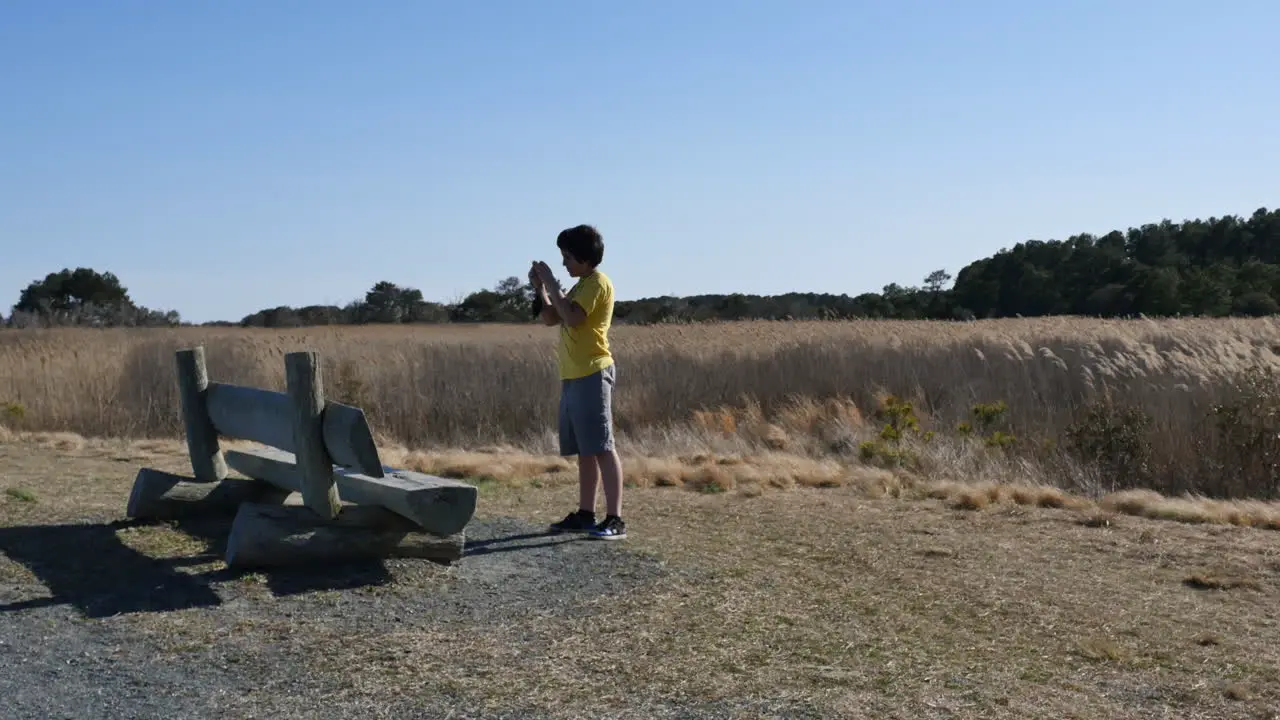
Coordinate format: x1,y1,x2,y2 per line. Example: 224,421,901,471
174,347,227,482
286,351,340,520
206,383,293,455
205,384,383,477
321,400,383,477
224,503,465,568
125,467,289,521
223,447,478,536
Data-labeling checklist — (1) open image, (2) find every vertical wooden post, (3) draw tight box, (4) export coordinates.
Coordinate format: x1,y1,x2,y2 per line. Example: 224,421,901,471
175,347,227,483
286,350,340,520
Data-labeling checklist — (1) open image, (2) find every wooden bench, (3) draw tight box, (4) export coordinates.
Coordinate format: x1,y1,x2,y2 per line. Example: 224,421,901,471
126,346,477,568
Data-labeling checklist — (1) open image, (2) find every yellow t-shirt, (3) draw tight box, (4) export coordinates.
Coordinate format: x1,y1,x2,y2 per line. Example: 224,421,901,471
557,270,615,380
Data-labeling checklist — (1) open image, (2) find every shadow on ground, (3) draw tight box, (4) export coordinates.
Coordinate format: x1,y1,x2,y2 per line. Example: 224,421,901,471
0,514,603,619
463,529,578,557
0,520,224,617
0,514,403,617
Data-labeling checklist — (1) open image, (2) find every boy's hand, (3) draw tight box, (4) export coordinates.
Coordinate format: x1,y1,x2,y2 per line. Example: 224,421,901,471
533,261,559,290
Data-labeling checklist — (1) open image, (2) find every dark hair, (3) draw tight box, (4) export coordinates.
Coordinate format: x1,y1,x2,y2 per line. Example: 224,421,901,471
556,224,604,267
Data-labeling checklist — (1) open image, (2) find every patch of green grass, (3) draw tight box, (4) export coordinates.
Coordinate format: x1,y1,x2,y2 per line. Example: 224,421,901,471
468,475,500,496
1,400,25,425
4,487,36,502
113,522,215,562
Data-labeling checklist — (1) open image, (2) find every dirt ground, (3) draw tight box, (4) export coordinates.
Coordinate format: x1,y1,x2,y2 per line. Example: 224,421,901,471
2,436,1279,719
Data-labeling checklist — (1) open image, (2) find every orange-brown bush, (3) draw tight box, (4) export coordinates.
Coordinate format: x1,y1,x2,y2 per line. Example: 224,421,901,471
3,317,1280,498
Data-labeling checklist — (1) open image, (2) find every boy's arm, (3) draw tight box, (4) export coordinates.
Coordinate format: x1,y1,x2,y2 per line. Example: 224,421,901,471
536,286,561,326
543,279,589,328
533,262,594,328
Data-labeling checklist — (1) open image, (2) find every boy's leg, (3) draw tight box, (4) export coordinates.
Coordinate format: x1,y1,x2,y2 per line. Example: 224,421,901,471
596,448,624,518
577,453,601,514
549,378,596,533
575,364,625,540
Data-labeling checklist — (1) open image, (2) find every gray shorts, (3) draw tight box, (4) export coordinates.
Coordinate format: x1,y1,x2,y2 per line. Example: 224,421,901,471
558,363,616,457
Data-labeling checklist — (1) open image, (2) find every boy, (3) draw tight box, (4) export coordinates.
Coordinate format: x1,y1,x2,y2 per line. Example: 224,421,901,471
529,224,627,540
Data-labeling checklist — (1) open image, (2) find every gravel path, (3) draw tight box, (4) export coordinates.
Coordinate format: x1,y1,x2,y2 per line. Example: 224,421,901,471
0,515,677,720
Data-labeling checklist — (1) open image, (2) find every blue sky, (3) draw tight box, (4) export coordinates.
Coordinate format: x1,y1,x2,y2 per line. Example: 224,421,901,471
3,1,1278,324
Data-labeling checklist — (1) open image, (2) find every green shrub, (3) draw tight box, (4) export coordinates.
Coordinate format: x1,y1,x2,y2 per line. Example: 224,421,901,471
1,400,25,427
859,395,929,468
959,400,1018,449
970,400,1008,429
859,440,913,468
984,430,1018,449
1201,365,1280,498
873,395,921,436
1064,395,1154,489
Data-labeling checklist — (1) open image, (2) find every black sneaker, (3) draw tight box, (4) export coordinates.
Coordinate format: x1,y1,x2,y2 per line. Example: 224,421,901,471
589,515,626,541
549,509,596,534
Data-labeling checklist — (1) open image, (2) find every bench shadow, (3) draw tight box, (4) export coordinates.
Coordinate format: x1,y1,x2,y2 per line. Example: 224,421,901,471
0,517,588,617
0,520,222,618
0,514,396,618
463,530,579,557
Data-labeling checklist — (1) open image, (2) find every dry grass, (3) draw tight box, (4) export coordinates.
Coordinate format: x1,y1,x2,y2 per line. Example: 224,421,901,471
5,317,1280,500
1100,489,1280,529
9,318,1280,716
14,423,1280,536
2,438,1279,718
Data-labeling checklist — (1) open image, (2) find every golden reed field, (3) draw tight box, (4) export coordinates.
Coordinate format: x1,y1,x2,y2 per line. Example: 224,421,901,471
4,317,1280,506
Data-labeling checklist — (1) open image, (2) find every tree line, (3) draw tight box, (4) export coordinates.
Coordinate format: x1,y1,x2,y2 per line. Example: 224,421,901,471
5,206,1279,329
2,268,181,329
